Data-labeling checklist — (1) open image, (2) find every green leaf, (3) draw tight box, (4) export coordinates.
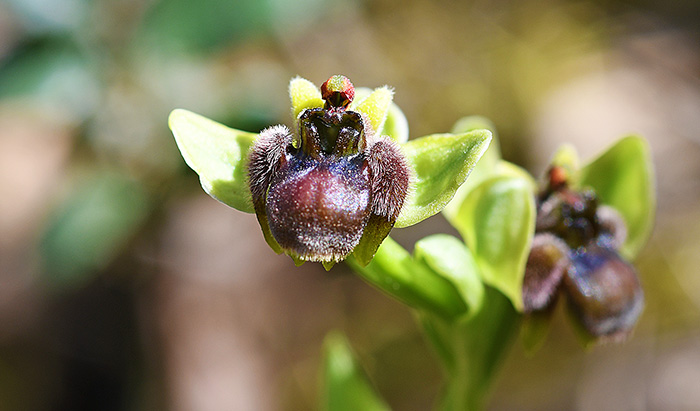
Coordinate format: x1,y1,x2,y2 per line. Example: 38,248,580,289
352,86,393,136
396,130,492,228
579,136,655,259
0,40,99,120
321,332,390,411
347,237,469,319
289,77,323,121
169,109,256,213
137,0,273,52
40,173,150,289
453,175,536,311
413,235,484,319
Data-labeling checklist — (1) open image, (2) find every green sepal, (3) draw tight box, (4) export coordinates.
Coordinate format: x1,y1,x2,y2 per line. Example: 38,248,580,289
579,136,655,259
453,175,536,311
289,76,323,121
520,305,556,355
169,109,256,213
495,160,537,189
352,86,393,136
321,332,390,411
413,235,484,319
381,99,409,143
322,261,336,271
347,237,469,319
352,214,394,267
443,116,501,222
565,303,599,350
395,130,492,228
251,202,283,254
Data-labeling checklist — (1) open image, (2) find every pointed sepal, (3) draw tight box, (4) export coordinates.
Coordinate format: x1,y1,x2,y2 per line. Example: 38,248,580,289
169,109,256,213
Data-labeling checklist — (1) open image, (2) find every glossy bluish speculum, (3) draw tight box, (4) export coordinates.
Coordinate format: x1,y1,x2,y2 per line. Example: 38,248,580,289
248,75,410,263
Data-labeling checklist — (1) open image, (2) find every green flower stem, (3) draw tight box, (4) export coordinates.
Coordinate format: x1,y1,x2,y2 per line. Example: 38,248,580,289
347,237,470,319
421,288,521,411
322,332,391,411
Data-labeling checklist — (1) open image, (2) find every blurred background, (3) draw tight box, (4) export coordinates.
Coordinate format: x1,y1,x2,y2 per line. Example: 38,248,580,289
0,0,699,409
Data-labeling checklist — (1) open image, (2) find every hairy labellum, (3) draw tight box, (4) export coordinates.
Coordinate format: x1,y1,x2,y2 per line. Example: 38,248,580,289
267,154,371,261
564,243,644,339
522,233,569,313
248,75,410,263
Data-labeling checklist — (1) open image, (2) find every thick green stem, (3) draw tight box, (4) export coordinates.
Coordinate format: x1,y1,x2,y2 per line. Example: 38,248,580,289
420,287,521,411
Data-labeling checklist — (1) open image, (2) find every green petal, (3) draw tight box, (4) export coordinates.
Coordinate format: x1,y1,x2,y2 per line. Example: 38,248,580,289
353,87,408,143
289,76,323,121
379,100,409,143
347,237,469,319
351,87,372,103
169,109,256,212
413,234,484,318
352,86,393,136
453,175,536,311
395,130,492,228
579,136,655,259
550,143,580,172
321,332,390,411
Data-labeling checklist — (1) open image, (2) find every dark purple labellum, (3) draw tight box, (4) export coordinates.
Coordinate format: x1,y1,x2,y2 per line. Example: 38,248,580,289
564,243,644,339
266,155,371,261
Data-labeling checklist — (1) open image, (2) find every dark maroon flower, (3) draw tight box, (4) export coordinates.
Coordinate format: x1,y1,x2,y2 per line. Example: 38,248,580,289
522,166,644,340
248,75,410,263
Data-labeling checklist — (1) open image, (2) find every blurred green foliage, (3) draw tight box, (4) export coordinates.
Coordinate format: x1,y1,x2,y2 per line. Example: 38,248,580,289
40,173,150,289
